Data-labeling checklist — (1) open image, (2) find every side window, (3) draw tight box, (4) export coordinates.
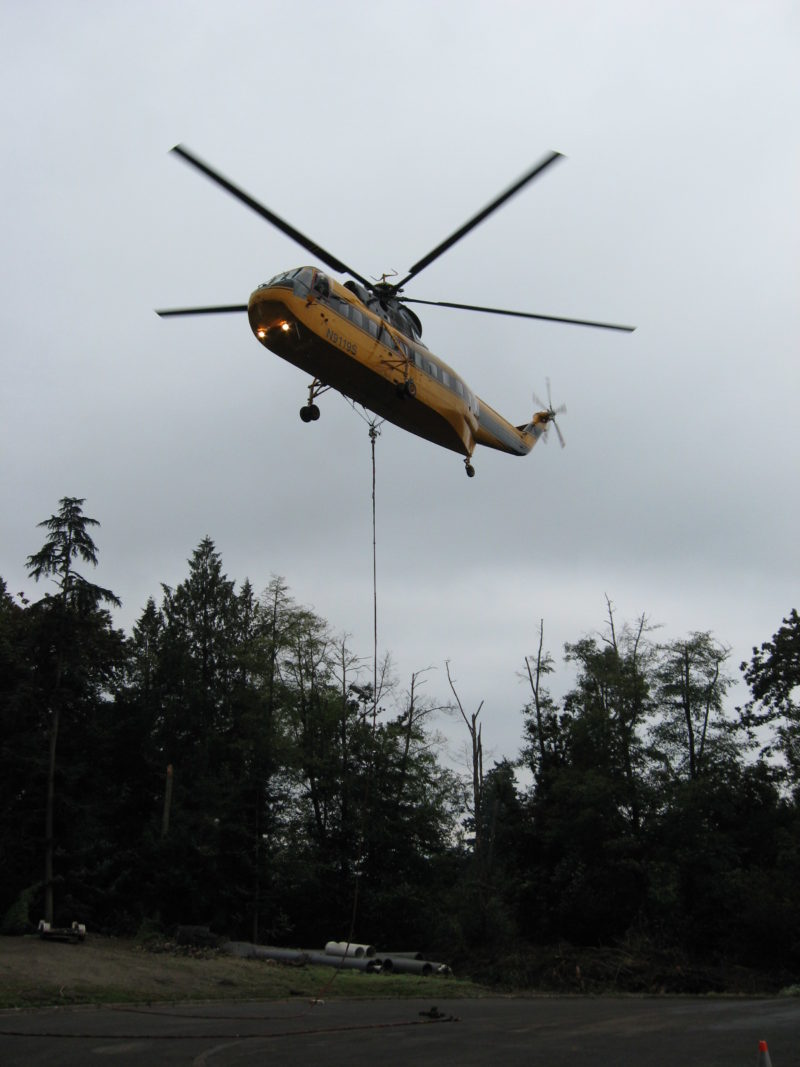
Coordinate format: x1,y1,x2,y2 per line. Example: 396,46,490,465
349,306,363,329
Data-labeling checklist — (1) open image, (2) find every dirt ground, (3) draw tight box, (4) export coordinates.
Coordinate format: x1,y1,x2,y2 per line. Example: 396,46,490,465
0,935,266,1007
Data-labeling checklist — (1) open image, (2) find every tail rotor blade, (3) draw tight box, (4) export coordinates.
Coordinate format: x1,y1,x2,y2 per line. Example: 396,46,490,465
532,381,566,449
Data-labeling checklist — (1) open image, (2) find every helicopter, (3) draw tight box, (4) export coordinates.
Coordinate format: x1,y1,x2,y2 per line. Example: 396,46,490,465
158,145,634,477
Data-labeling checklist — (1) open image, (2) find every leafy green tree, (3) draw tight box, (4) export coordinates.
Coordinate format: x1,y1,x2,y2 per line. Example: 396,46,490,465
650,633,737,783
561,604,655,838
356,672,462,949
742,610,800,790
516,605,657,943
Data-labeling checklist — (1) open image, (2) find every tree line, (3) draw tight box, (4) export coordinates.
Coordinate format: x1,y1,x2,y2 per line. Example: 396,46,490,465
1,498,798,979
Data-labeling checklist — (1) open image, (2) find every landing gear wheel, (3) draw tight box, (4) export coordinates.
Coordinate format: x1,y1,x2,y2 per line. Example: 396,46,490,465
465,462,475,478
405,379,417,398
396,379,417,399
300,405,320,423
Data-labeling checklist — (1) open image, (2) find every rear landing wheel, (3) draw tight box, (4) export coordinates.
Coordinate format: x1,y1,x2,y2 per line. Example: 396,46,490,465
465,462,475,478
300,404,320,423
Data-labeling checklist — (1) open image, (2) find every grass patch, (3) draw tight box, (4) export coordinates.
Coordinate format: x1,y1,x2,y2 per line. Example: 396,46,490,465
0,936,486,1010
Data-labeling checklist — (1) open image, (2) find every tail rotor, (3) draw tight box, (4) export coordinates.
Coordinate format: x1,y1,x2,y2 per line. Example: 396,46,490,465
532,378,567,448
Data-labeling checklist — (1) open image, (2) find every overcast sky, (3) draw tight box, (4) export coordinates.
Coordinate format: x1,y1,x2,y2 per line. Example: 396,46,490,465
2,1,798,766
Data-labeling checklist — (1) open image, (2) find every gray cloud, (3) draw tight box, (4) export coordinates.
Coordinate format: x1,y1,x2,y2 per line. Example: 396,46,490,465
2,0,797,764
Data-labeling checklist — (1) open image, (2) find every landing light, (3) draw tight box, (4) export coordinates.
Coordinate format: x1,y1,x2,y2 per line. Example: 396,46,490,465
256,328,267,339
280,321,291,332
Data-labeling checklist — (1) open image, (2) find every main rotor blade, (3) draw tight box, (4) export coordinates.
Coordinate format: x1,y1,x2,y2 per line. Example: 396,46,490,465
156,304,248,317
170,145,372,288
396,151,564,289
403,297,636,332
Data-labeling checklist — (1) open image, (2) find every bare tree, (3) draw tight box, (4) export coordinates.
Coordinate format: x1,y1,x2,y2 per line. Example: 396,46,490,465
446,661,484,861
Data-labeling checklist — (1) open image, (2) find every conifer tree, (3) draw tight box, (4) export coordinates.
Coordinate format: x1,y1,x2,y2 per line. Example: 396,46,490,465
25,497,121,924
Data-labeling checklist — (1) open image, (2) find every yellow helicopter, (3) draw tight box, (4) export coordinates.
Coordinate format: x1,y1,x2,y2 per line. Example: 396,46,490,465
158,146,634,477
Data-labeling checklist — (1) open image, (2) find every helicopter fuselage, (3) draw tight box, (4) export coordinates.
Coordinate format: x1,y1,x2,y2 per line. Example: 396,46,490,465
248,266,543,460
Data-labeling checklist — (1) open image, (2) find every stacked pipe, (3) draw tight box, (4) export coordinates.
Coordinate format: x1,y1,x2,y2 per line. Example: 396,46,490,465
223,940,450,976
324,941,376,958
378,956,451,976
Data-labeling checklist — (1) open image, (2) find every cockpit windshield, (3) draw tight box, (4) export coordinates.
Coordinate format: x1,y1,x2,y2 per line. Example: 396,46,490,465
256,267,315,297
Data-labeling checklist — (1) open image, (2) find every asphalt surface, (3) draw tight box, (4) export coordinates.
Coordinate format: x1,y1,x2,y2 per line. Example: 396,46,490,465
1,995,798,1066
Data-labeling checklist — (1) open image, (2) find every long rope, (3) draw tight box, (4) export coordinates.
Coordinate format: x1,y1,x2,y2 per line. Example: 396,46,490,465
370,421,380,712
305,418,382,1001
344,419,381,940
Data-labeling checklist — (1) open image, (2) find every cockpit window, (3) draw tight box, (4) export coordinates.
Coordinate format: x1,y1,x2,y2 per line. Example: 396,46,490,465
258,269,302,290
293,267,313,297
312,271,330,298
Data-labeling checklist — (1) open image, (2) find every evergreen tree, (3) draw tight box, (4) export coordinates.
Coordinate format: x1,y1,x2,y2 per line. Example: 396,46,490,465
23,497,123,924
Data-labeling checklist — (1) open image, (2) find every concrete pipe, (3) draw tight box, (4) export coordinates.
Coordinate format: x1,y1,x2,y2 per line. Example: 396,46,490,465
307,952,381,972
382,957,451,976
324,940,376,958
223,942,309,964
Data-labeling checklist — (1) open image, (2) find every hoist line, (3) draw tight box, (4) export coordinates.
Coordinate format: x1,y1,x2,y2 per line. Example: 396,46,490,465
303,417,383,1003
343,420,381,955
370,421,379,717
342,419,381,950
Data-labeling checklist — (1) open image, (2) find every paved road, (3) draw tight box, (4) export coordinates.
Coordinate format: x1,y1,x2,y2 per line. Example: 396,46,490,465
1,995,798,1066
